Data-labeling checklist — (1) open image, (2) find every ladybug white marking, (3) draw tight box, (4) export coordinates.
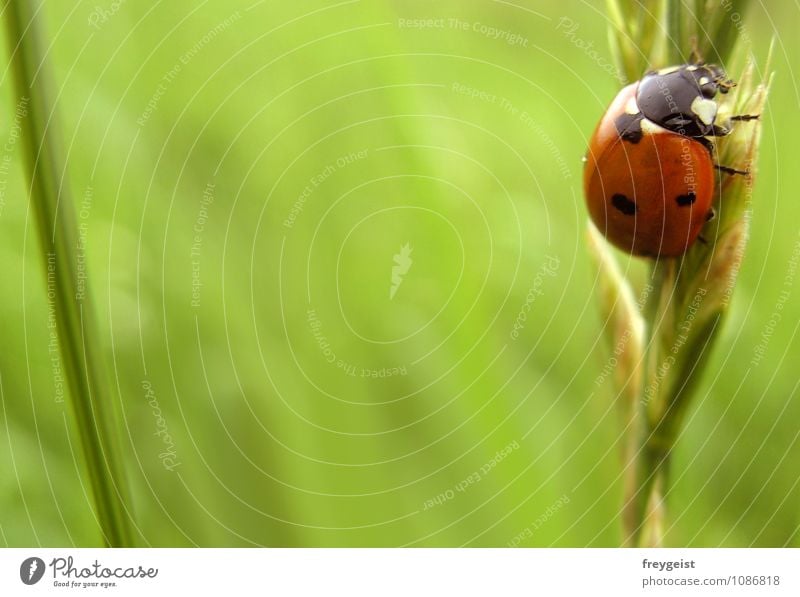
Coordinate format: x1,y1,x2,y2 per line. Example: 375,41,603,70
690,96,717,126
640,118,663,135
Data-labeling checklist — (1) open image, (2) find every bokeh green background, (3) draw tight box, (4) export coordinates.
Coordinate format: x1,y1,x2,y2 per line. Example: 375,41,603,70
1,0,798,547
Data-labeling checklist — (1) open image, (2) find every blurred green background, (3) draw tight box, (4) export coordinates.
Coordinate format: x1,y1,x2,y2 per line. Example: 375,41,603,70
0,0,798,547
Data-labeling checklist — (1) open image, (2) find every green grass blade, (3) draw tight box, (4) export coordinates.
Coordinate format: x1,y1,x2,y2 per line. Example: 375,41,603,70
4,0,135,547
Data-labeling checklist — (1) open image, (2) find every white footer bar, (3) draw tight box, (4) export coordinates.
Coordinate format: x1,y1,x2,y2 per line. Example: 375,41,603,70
1,548,797,596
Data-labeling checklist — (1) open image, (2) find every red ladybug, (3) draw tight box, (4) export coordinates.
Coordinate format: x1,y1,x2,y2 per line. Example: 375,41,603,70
583,63,755,257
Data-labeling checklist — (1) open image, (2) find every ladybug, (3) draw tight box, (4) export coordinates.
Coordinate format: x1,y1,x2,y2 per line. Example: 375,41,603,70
583,63,757,257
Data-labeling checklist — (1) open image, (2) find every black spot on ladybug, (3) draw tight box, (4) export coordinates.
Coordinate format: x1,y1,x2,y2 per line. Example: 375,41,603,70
614,112,644,143
611,193,637,215
676,192,697,206
696,136,715,155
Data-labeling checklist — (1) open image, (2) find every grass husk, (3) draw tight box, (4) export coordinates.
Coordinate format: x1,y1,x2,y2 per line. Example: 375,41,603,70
593,0,771,546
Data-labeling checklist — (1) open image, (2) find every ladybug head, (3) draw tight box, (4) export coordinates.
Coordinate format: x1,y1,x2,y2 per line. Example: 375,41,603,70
687,64,735,98
636,63,734,137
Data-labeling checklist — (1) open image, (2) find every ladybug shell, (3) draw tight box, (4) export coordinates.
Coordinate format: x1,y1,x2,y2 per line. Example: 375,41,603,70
584,83,716,257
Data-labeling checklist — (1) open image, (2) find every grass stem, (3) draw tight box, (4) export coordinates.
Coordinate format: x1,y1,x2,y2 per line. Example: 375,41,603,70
601,0,768,547
4,0,135,547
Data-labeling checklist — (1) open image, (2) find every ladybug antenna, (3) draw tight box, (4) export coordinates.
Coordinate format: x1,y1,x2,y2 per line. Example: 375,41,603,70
705,63,736,93
716,74,736,93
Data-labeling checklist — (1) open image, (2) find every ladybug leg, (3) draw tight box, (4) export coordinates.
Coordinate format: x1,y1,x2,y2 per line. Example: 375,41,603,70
690,111,759,178
697,137,715,153
693,209,718,246
696,209,717,245
715,164,749,176
698,137,746,174
730,114,760,122
710,124,732,137
710,114,759,137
